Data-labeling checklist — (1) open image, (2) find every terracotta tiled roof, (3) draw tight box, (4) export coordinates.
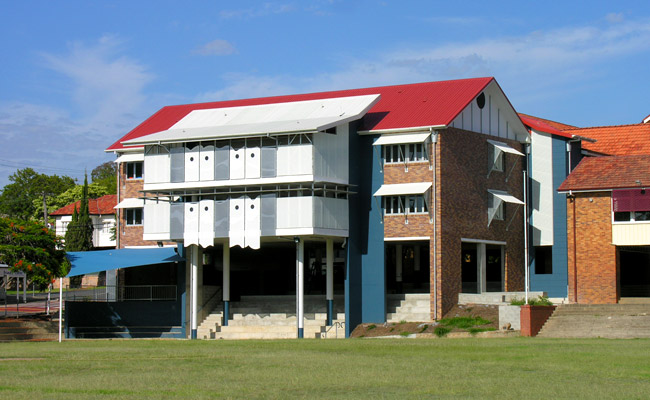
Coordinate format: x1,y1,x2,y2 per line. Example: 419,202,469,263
564,123,650,156
518,113,577,131
558,155,650,192
107,77,497,151
50,194,117,216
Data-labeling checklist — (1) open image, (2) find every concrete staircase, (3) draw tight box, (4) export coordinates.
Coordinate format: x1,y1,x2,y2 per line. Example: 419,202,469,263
198,295,345,339
537,304,650,338
387,293,431,322
0,319,59,341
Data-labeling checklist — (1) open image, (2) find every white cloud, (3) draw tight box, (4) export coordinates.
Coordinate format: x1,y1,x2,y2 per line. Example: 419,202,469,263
193,39,237,56
0,35,152,187
41,34,154,124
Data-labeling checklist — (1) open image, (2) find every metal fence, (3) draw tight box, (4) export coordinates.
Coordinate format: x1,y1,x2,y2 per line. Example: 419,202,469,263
65,285,177,302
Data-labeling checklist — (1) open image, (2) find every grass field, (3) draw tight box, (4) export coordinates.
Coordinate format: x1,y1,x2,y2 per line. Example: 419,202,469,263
1,338,649,399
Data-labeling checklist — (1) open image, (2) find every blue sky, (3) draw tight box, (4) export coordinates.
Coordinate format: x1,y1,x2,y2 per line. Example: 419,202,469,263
1,1,650,187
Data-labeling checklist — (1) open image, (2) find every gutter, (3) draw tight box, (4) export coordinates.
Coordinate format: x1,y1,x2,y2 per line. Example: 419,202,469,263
357,125,447,135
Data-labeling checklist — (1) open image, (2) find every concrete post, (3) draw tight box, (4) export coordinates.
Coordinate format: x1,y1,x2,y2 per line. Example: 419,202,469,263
296,237,304,338
190,245,199,339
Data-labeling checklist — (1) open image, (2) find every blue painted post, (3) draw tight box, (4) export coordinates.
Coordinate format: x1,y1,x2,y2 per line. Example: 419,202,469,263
326,238,334,326
223,242,230,327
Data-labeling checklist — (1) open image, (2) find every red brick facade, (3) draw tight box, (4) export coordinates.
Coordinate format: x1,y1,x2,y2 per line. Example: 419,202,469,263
566,192,618,303
382,128,525,320
117,161,174,248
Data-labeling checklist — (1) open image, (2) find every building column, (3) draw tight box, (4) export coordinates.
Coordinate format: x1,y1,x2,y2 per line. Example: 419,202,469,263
296,237,304,338
396,244,403,292
478,243,486,293
190,244,199,339
223,241,230,327
326,238,334,326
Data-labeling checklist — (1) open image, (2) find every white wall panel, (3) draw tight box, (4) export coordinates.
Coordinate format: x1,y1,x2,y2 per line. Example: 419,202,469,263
184,145,200,182
277,145,292,176
245,146,261,179
199,144,215,181
276,197,313,229
199,199,214,248
144,200,170,235
244,197,261,249
296,144,312,175
145,149,170,184
530,131,554,246
230,145,245,180
184,202,199,246
229,197,245,248
613,224,650,245
313,126,349,183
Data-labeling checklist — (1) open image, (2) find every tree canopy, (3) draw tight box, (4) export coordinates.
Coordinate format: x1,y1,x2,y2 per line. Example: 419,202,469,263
91,161,117,195
64,175,94,252
36,181,110,219
0,218,69,289
0,168,76,221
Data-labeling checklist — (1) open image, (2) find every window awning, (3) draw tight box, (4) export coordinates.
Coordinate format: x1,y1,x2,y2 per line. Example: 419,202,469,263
373,182,432,197
122,94,381,146
373,132,430,146
487,140,524,156
65,247,184,277
114,153,144,163
488,190,524,205
114,198,144,209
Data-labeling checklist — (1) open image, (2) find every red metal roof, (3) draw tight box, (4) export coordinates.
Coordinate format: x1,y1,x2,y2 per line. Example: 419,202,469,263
558,155,650,192
518,114,572,139
50,194,117,216
107,77,494,151
518,113,577,131
565,123,650,156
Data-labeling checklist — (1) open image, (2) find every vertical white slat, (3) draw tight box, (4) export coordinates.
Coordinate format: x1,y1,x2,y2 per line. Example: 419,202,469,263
199,143,215,181
184,202,199,246
229,197,245,248
277,145,291,176
185,144,200,182
245,144,261,179
230,143,245,180
199,199,214,248
244,196,261,249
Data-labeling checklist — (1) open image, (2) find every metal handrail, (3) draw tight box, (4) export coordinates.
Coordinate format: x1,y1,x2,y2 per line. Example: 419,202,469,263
322,321,345,339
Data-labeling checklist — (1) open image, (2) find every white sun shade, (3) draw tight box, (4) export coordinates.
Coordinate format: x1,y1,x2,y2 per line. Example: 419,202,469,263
122,94,381,146
114,152,144,163
373,132,430,146
487,139,524,156
114,198,144,209
488,190,524,205
373,182,432,197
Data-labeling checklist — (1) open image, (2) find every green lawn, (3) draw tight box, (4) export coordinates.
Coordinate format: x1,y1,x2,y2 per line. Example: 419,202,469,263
1,338,648,399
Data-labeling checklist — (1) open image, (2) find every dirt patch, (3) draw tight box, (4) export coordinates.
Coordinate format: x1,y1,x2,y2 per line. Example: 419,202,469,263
350,304,500,338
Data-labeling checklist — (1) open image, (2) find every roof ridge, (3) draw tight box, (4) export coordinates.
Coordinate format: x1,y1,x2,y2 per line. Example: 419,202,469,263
565,122,648,131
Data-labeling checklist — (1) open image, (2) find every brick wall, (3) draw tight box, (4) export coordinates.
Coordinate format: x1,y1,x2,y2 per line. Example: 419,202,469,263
117,161,175,248
436,128,525,319
381,130,525,320
566,192,618,303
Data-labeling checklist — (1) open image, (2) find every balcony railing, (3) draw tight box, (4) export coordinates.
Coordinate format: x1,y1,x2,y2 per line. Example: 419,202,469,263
65,285,177,302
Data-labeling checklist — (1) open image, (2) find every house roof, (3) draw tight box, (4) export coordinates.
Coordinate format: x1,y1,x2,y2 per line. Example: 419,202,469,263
107,77,495,151
50,194,118,216
564,123,650,156
518,114,572,139
518,113,577,131
558,155,650,192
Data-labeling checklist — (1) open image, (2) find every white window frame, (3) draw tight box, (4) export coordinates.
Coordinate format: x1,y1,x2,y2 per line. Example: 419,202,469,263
125,208,143,226
612,210,650,224
126,161,143,180
382,143,428,165
488,194,504,221
383,195,428,216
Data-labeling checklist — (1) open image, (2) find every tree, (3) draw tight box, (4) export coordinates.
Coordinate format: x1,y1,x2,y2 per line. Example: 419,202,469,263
91,161,117,195
64,175,94,252
38,181,110,219
0,168,76,221
0,218,69,290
